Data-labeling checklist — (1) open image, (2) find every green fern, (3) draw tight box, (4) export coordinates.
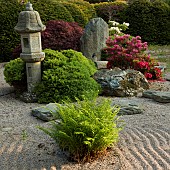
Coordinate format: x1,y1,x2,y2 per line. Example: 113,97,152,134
38,98,124,162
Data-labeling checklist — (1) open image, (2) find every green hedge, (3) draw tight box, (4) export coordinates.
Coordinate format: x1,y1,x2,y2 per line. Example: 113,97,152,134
121,0,170,45
66,0,97,20
0,0,23,62
61,2,88,27
94,1,127,23
30,0,74,24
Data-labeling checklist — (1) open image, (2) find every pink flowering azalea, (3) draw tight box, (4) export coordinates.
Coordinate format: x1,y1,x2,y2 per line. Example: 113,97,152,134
103,34,162,80
144,72,153,79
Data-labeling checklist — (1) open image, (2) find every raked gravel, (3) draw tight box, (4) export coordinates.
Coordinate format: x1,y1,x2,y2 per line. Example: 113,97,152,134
0,65,170,170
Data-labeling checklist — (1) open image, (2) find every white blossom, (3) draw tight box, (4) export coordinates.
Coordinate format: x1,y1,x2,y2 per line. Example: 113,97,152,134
109,20,119,26
123,22,129,26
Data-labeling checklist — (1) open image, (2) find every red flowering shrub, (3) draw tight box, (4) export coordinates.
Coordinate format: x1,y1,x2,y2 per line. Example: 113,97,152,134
103,34,162,80
12,20,84,59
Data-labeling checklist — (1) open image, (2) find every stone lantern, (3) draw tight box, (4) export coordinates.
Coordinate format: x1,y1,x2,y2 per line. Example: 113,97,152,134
14,2,46,98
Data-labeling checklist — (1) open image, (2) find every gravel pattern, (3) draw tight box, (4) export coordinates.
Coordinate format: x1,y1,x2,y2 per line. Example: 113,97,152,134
0,65,170,170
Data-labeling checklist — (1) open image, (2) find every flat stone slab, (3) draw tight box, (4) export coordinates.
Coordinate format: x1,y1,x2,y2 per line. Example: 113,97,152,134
111,99,143,115
143,90,170,103
32,103,60,121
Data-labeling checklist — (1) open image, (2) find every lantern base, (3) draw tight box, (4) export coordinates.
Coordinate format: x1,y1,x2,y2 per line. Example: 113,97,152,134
20,91,38,103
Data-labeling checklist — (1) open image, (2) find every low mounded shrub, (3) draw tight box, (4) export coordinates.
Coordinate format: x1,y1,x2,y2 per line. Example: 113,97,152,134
12,20,84,59
3,58,27,91
102,34,162,80
61,2,88,27
38,98,123,162
35,49,100,103
5,49,100,103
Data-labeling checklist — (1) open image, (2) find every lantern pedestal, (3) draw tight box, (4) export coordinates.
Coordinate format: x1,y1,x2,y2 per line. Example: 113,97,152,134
14,2,46,102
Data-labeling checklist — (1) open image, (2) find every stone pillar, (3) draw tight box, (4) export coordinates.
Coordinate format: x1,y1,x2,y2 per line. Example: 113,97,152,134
80,18,109,61
26,62,41,93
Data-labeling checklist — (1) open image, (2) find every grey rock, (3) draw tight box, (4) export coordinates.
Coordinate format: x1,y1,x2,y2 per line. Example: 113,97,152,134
32,103,60,121
143,90,170,103
111,99,143,115
80,17,109,61
0,87,14,96
142,90,157,99
164,73,170,81
93,68,149,97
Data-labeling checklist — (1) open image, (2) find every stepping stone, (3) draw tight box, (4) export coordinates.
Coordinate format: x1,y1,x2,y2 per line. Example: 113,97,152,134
32,103,60,121
143,90,170,103
111,99,143,115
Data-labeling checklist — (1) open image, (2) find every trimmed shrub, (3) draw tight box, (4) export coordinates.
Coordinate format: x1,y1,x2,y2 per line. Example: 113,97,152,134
35,49,100,103
0,0,23,62
61,2,88,27
66,0,97,21
30,0,74,24
5,49,100,103
3,58,27,91
84,0,113,3
38,98,123,162
121,0,170,45
11,20,84,59
94,1,127,23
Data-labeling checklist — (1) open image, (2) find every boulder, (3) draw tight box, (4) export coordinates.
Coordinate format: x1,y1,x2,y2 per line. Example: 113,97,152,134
80,17,109,61
93,68,149,97
143,90,170,103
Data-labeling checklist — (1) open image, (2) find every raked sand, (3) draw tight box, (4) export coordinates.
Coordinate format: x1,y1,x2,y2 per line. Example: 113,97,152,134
0,65,170,170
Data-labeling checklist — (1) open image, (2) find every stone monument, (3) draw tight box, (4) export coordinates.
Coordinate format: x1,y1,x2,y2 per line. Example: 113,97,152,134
14,2,46,102
80,17,109,61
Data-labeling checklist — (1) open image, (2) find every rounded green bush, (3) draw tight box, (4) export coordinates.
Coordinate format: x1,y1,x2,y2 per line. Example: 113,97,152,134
3,58,27,91
121,0,170,45
61,2,88,27
35,49,100,103
66,0,97,21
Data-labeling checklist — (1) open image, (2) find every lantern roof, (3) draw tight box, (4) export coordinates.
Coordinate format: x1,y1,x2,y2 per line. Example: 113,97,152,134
14,2,46,33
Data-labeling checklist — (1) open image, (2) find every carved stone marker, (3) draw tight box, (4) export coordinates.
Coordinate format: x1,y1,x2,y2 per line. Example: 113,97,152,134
80,18,109,61
14,2,46,101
